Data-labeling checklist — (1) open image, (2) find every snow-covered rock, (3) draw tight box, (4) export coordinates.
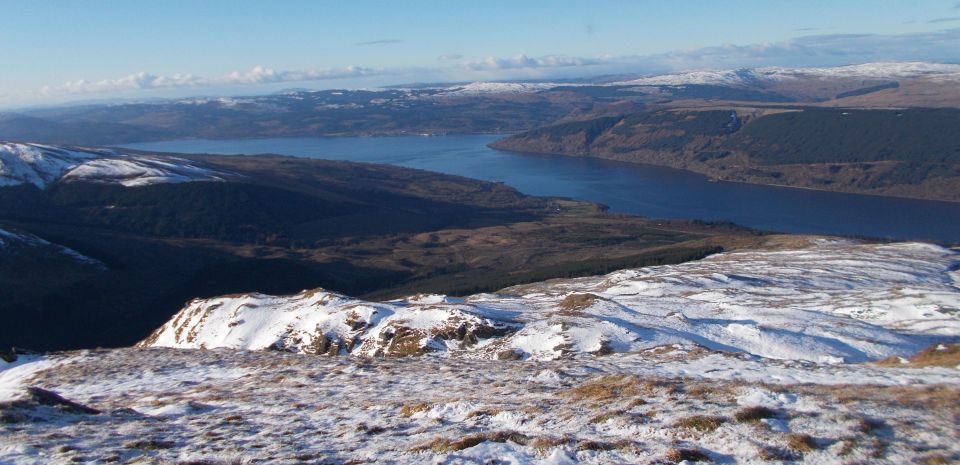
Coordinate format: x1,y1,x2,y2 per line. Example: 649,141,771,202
0,142,229,188
142,240,960,363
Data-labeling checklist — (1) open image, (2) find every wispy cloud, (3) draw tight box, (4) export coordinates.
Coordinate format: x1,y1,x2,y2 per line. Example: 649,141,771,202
461,54,602,71
795,27,821,32
929,16,960,23
354,39,403,46
39,65,386,97
437,54,463,61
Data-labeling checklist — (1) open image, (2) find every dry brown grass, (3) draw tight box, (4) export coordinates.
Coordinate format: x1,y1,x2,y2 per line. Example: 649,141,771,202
857,417,886,434
557,293,604,314
464,407,501,420
528,436,570,451
412,431,530,452
786,433,818,453
781,382,960,418
588,409,628,424
757,445,799,461
575,439,615,451
734,405,777,423
875,343,960,368
674,414,727,431
906,343,960,368
916,453,955,465
399,403,430,418
561,375,646,401
666,447,711,462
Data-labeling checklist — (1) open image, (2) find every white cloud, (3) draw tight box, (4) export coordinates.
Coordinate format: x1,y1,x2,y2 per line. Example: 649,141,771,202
39,65,385,97
42,72,201,96
462,54,601,71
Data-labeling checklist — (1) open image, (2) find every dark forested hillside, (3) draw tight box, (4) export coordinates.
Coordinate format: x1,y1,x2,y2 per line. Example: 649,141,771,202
491,107,960,202
729,108,960,165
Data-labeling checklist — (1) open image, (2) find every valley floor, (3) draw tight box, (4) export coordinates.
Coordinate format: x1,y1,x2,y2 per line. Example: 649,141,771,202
1,347,958,465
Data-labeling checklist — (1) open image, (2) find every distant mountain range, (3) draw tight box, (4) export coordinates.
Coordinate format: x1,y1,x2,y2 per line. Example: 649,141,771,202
2,61,958,147
610,61,960,87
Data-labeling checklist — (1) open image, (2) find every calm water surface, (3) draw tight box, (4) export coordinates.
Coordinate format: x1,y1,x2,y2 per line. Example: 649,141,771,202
122,135,960,243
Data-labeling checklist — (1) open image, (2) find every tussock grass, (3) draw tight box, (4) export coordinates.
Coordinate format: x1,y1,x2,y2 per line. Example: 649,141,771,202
557,293,604,313
561,374,649,401
464,407,501,419
124,439,175,450
917,453,955,465
588,409,628,424
786,433,818,453
857,417,886,434
399,403,431,418
734,405,777,423
757,445,799,461
666,447,710,462
412,431,529,452
674,414,727,431
876,343,960,368
528,436,570,451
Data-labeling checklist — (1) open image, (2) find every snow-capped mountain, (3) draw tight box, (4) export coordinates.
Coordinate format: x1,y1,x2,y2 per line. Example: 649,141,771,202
0,142,230,188
142,240,960,364
614,61,960,87
431,81,568,96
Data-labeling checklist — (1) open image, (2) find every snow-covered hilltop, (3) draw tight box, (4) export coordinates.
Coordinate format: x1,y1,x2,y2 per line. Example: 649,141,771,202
0,142,230,188
431,81,567,96
142,240,960,364
613,61,960,87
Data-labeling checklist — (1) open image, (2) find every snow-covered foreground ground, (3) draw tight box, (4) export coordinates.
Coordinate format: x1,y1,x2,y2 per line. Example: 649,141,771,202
1,239,958,464
0,347,958,464
144,240,960,364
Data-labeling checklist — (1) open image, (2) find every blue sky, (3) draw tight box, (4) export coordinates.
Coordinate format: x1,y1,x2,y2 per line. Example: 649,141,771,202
2,0,960,107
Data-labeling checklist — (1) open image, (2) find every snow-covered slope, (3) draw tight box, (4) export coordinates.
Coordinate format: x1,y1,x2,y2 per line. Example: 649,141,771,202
614,61,960,86
0,142,229,188
0,227,105,268
142,240,960,363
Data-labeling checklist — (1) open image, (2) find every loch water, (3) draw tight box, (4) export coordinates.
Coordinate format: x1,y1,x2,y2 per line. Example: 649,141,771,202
122,135,960,243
